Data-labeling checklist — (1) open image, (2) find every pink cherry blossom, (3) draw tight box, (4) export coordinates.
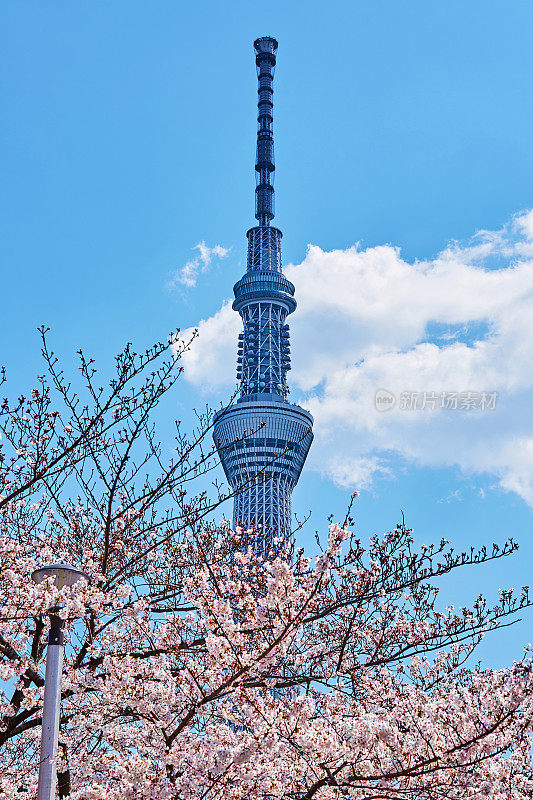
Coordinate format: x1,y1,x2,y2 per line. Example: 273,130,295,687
0,332,532,799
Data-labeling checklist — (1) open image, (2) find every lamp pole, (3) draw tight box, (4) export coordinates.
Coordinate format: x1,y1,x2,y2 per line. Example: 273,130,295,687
31,563,88,800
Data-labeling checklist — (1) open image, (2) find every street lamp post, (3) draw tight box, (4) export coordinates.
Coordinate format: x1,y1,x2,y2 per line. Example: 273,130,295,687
31,563,89,800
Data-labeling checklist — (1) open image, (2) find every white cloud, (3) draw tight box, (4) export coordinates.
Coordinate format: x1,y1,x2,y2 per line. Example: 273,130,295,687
167,242,230,289
438,489,463,504
178,301,240,392
178,211,533,506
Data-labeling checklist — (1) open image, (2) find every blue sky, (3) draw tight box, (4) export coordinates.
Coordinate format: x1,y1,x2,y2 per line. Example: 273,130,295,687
1,1,533,667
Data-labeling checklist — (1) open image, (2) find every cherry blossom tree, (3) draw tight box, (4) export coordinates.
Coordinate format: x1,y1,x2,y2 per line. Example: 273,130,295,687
1,330,532,799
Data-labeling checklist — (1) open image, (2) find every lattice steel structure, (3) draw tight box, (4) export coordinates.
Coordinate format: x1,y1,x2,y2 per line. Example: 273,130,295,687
213,37,313,553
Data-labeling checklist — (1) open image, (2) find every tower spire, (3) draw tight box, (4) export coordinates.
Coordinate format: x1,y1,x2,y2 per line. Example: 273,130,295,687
254,36,277,226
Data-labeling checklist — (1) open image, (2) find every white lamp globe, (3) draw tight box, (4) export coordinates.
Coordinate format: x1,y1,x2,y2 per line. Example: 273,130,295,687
31,563,89,590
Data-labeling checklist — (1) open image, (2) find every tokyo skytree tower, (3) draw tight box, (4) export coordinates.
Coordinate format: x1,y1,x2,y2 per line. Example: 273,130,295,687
213,37,313,549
